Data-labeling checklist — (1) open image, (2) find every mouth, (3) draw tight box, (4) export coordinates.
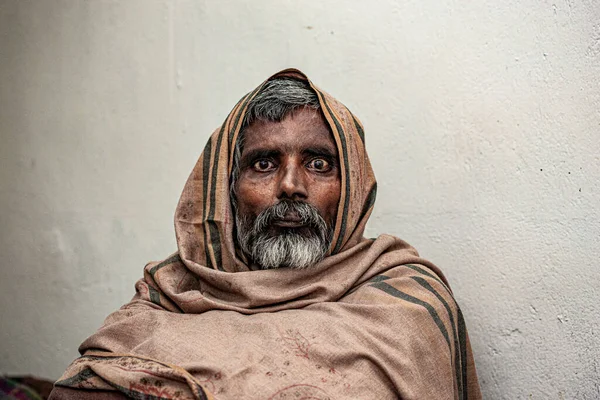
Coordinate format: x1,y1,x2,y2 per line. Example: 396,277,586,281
271,212,306,228
271,218,305,228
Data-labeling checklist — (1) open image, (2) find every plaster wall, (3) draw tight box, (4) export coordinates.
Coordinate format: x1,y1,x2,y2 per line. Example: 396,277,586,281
1,1,599,398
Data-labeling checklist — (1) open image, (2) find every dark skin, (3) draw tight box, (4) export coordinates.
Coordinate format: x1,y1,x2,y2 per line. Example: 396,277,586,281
236,107,341,238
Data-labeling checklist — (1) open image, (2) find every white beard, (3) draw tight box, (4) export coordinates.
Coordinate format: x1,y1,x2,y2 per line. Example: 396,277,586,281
235,201,331,270
246,229,327,270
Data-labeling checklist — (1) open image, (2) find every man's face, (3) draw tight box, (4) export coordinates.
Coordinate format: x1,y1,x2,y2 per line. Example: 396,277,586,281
234,107,341,269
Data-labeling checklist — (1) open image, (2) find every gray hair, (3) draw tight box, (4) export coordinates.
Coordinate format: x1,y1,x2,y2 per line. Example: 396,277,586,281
241,78,320,128
230,78,321,207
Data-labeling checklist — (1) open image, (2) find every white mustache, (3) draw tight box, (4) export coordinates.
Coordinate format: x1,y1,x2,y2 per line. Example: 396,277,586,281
253,201,327,234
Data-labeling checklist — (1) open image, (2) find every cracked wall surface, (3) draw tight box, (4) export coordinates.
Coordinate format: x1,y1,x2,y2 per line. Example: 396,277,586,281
1,1,599,398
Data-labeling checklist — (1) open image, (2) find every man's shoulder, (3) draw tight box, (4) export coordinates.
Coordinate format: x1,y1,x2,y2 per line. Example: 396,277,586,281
342,262,459,317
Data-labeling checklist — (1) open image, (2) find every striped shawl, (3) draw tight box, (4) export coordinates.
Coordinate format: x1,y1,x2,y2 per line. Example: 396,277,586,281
54,69,481,400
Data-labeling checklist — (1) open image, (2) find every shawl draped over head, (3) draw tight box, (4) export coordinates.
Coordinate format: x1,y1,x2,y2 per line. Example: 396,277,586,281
54,69,481,400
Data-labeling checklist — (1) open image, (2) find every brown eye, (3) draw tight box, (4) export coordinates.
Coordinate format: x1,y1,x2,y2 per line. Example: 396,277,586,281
308,158,330,171
253,159,275,171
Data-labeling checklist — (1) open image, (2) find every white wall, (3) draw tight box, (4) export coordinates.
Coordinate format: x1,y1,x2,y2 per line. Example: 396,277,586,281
1,1,598,398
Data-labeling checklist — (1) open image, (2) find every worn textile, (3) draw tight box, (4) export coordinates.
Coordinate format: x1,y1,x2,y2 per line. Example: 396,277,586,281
54,69,481,399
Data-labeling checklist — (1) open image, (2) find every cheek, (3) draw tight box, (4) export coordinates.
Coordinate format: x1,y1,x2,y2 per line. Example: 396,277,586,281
236,180,273,216
318,180,341,221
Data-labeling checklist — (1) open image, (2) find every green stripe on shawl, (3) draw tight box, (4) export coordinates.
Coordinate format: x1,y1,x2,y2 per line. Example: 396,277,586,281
318,95,351,253
369,274,391,283
457,305,469,400
370,281,452,351
148,285,161,306
359,183,377,222
404,264,453,295
411,275,464,400
341,104,365,145
207,123,227,271
148,254,181,278
201,137,214,270
350,113,365,144
55,367,98,387
346,273,390,296
404,263,469,400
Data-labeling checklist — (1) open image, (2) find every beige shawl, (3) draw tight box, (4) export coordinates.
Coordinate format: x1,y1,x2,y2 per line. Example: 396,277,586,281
55,69,481,399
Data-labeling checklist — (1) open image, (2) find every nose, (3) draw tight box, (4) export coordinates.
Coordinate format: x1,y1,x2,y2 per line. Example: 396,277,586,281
277,163,308,200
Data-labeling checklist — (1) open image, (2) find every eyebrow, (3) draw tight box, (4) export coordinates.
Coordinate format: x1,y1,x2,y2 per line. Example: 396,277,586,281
302,146,338,159
242,146,337,162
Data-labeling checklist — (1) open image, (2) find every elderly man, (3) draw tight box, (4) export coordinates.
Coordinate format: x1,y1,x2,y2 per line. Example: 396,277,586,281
50,69,481,399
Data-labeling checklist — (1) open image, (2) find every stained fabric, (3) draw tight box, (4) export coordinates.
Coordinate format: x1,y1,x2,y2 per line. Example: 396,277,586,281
53,69,481,399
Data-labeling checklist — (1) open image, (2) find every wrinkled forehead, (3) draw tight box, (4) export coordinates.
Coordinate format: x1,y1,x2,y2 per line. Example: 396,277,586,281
238,107,338,158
